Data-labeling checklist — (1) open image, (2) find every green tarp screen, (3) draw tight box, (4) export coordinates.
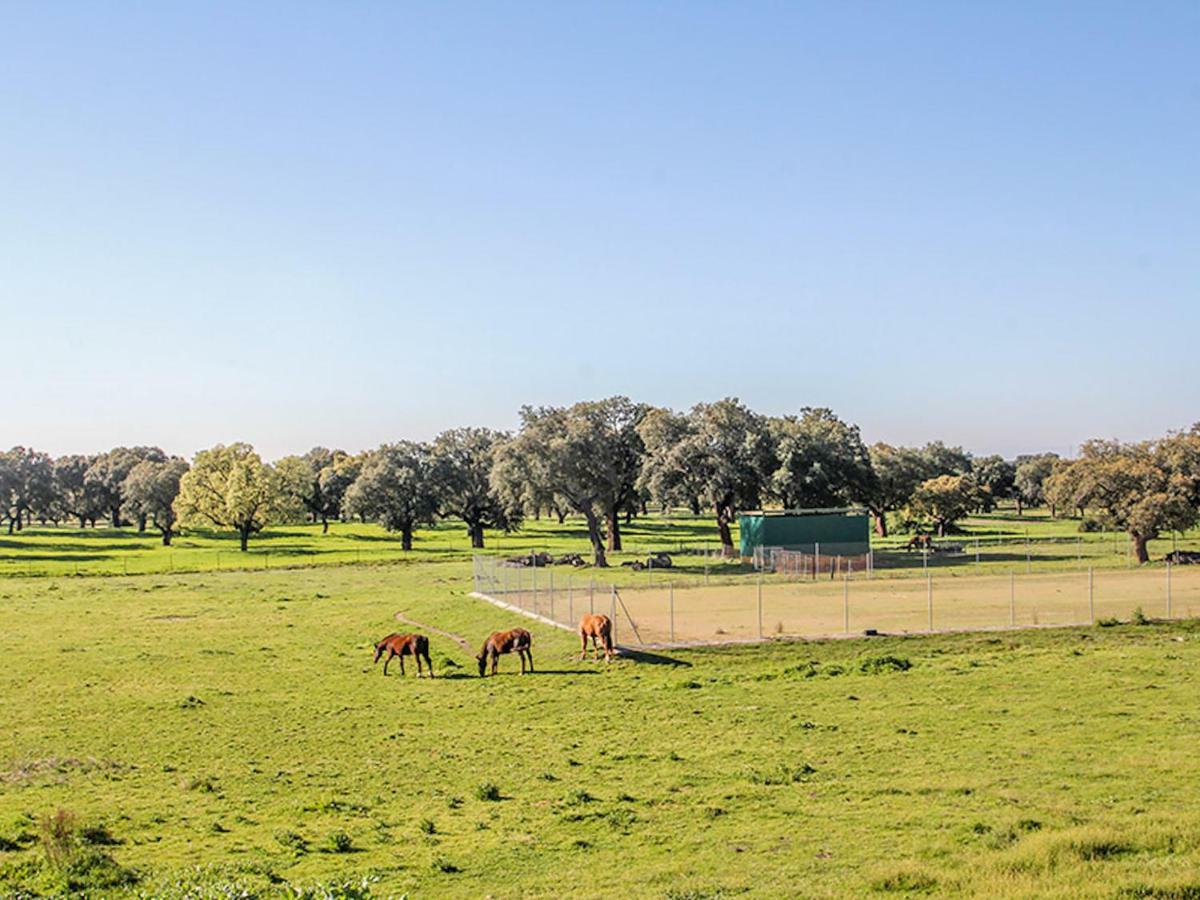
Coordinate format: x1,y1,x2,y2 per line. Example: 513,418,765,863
738,513,870,557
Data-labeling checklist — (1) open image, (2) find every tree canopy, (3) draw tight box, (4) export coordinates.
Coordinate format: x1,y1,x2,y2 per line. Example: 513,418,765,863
344,442,438,551
175,443,280,551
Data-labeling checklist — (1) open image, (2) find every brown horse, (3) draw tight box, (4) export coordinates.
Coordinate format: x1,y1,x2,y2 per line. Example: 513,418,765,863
578,614,614,661
476,628,534,676
373,633,433,678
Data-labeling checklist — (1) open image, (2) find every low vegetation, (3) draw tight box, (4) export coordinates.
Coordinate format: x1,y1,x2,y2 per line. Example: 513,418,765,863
2,552,1200,896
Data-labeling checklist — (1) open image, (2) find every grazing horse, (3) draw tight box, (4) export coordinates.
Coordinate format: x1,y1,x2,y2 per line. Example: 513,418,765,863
578,613,615,661
476,628,534,676
373,633,434,678
905,534,932,552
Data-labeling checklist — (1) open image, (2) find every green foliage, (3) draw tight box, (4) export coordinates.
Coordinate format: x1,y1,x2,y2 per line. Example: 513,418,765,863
343,441,438,549
858,655,912,674
474,782,501,802
175,443,282,550
768,408,874,510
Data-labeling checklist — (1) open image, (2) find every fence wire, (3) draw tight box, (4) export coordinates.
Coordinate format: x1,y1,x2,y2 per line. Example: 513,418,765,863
472,554,1198,647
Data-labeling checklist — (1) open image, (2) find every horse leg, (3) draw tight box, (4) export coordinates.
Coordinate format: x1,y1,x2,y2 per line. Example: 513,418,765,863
399,654,406,677
425,651,434,678
415,653,423,678
579,630,588,660
491,652,498,676
383,650,392,676
525,647,534,673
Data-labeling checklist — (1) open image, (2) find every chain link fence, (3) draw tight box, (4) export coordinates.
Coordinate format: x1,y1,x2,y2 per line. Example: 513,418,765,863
472,554,1200,647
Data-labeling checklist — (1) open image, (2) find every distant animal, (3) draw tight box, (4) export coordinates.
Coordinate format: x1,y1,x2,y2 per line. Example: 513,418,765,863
373,633,434,678
578,613,614,661
905,534,932,552
476,628,534,676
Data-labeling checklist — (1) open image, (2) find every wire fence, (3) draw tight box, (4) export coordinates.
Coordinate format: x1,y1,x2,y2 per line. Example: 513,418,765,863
472,554,1200,647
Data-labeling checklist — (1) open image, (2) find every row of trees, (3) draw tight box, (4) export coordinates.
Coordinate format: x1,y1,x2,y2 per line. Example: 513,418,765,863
3,399,1196,564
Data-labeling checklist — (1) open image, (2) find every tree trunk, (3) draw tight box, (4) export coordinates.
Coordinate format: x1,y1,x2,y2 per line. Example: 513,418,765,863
937,521,946,537
77,515,86,529
583,508,608,567
138,514,147,532
6,519,13,535
624,508,632,526
470,521,485,549
1050,503,1057,518
715,498,735,556
162,528,173,546
553,505,567,525
689,497,701,516
1131,532,1150,564
640,499,647,515
239,529,249,551
872,509,888,538
401,526,413,551
111,507,121,528
321,517,329,534
1015,497,1023,516
606,506,622,552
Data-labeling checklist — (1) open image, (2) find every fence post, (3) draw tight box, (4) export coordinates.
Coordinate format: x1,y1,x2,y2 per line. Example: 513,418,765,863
927,571,933,632
532,563,538,615
568,574,574,624
1026,539,1031,574
757,575,763,639
1009,571,1016,626
1088,567,1094,624
1077,536,1082,565
814,542,820,580
669,582,675,643
843,575,850,634
549,570,555,622
868,549,874,579
923,546,928,573
1167,561,1172,618
704,551,709,585
975,538,980,565
590,580,595,615
610,586,618,644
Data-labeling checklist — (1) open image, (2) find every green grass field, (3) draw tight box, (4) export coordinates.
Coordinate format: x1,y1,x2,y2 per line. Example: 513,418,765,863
3,529,1200,897
1,509,1196,582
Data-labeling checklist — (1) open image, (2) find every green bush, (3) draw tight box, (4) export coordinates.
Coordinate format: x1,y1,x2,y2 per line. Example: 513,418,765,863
474,781,502,802
859,655,912,674
324,831,354,854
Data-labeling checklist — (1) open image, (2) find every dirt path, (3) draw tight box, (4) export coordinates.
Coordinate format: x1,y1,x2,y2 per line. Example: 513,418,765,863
393,612,472,652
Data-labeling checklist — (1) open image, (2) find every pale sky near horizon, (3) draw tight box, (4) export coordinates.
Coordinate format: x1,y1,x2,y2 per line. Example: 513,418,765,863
2,2,1197,462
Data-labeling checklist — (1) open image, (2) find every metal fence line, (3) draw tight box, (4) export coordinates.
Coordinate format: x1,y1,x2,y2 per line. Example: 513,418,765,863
471,554,1199,650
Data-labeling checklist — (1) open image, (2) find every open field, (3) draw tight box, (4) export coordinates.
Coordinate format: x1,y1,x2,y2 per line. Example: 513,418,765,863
1,509,1198,582
3,549,1200,896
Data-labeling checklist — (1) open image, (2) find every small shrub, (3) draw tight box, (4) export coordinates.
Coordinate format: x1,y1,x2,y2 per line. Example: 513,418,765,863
431,856,461,873
1133,607,1152,626
871,864,937,893
418,818,436,835
474,781,501,802
446,796,464,809
177,695,205,709
1097,617,1121,628
747,763,817,786
1078,517,1104,533
565,789,595,806
324,831,354,854
39,808,78,869
274,829,308,854
859,655,912,674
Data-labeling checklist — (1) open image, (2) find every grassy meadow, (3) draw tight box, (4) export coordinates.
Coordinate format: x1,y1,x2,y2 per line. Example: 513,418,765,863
2,514,1200,896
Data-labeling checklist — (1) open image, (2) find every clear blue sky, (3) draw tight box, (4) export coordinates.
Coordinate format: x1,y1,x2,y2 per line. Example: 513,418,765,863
2,2,1197,460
